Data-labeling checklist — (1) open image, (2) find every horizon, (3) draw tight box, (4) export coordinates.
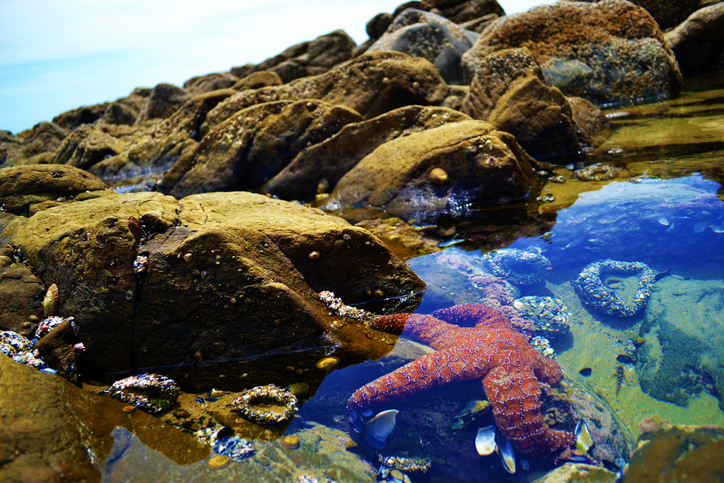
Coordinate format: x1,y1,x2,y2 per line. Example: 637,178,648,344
0,0,553,134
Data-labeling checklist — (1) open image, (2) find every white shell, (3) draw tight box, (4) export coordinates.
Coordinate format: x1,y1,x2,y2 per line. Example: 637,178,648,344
364,409,398,449
475,425,497,456
496,432,516,474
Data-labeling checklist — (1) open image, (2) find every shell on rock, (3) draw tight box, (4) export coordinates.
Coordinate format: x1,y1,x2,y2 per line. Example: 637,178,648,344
429,167,450,186
107,373,180,414
43,284,59,317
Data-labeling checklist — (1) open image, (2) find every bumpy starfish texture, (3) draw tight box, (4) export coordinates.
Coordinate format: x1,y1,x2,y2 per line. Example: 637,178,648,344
347,303,574,458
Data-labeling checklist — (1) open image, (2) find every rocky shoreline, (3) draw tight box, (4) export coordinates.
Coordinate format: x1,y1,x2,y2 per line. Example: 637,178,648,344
1,0,723,481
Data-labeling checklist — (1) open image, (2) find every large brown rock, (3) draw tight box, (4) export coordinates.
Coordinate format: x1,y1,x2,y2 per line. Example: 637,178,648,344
666,3,724,76
183,72,240,96
161,99,363,198
462,0,683,106
393,0,505,24
462,48,607,159
203,51,449,135
135,83,191,124
1,191,423,387
323,120,539,220
231,30,357,83
262,105,471,201
0,164,109,215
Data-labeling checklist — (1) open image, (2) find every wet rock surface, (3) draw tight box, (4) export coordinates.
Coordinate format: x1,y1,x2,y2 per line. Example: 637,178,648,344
1,190,423,387
462,0,683,105
322,119,539,220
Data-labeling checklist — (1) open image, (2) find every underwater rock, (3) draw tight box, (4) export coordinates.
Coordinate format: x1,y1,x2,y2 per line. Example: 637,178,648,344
514,296,571,339
636,277,724,409
462,0,682,106
532,462,617,483
623,418,724,482
573,259,655,317
482,248,552,286
108,373,180,414
572,164,621,182
323,120,538,221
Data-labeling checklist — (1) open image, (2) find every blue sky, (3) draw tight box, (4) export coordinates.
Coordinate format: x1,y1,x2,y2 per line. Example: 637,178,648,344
0,0,553,134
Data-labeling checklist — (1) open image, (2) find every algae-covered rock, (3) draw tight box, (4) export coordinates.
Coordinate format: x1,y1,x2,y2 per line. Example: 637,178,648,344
203,51,449,133
0,164,109,215
462,47,607,159
0,191,423,387
623,418,724,482
161,99,363,198
0,246,44,334
262,105,471,201
323,120,538,220
462,0,682,106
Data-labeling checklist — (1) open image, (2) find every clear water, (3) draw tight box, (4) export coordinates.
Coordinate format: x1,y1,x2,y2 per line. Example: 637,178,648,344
100,79,724,482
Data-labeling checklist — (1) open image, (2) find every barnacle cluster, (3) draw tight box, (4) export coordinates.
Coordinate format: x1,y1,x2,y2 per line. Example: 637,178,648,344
513,296,571,339
482,248,552,285
319,291,368,320
107,373,180,413
233,384,299,425
573,259,655,317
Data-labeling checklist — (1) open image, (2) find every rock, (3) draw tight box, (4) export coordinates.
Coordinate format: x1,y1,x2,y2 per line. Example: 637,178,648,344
0,191,423,387
0,246,44,335
0,351,207,482
0,122,70,167
183,72,240,96
461,48,607,159
202,51,449,134
367,12,394,39
322,120,538,220
52,124,126,170
66,89,237,183
0,164,109,215
666,3,724,76
623,418,724,482
462,0,683,106
231,71,283,91
636,276,724,408
231,30,356,83
33,318,80,382
100,92,148,126
409,0,505,24
625,0,701,31
161,99,363,197
261,105,471,201
367,9,477,84
135,83,190,124
533,463,617,483
460,13,500,34
53,104,109,130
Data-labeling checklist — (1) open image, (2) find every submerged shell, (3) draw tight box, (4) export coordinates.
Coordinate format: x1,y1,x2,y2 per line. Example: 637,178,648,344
475,425,497,456
496,431,516,474
43,284,59,317
364,409,399,449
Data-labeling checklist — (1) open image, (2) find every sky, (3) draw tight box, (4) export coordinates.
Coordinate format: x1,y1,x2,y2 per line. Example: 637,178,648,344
0,0,554,134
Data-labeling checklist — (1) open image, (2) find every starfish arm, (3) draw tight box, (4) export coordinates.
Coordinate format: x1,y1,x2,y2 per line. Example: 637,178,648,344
346,345,491,411
369,313,461,349
483,365,574,458
432,303,512,330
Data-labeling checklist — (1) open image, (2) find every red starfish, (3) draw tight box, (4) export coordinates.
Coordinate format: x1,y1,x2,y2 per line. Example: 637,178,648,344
347,303,574,458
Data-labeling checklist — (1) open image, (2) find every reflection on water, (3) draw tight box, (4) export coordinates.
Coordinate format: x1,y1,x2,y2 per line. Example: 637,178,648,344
101,81,724,481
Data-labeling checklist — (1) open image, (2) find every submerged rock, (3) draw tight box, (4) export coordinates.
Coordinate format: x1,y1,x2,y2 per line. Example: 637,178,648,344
462,0,683,106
